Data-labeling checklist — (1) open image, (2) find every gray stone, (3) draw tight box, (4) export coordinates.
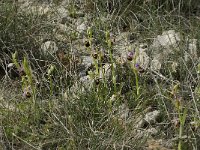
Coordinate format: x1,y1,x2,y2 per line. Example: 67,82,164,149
186,38,198,61
136,50,150,70
144,110,160,124
152,30,180,49
57,6,69,18
54,23,70,34
41,41,58,55
77,22,87,35
150,30,181,71
147,127,159,136
150,58,162,71
79,75,94,89
19,2,50,15
7,63,15,68
137,110,161,128
117,103,130,120
81,56,93,69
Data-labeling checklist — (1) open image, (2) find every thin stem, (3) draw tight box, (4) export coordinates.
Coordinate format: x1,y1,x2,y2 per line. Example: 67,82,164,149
134,69,139,96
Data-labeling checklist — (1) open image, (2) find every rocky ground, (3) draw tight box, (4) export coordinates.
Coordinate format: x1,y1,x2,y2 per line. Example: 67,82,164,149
0,0,200,149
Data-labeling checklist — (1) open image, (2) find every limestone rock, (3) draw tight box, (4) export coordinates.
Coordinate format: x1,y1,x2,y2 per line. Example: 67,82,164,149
117,103,130,120
77,22,87,34
81,56,93,69
136,51,150,70
20,2,50,15
150,30,181,71
152,30,180,49
137,110,161,128
184,38,198,61
144,110,160,124
41,41,58,55
151,59,162,71
57,6,69,19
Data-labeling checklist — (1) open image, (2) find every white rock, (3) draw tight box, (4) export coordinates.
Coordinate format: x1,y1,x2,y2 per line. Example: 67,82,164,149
151,59,162,71
147,127,158,136
115,32,130,43
144,110,160,124
81,56,93,68
55,23,70,34
41,41,58,55
184,38,198,62
184,51,190,62
57,7,69,18
117,103,130,120
20,4,50,15
77,22,87,33
33,6,50,15
136,117,146,128
152,30,180,48
136,51,150,69
150,30,181,71
61,0,69,6
188,38,198,59
7,63,15,68
79,75,93,89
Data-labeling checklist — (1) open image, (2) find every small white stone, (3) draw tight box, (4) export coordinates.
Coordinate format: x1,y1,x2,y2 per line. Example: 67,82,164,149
117,103,129,120
188,39,198,59
57,7,69,18
152,30,180,48
144,110,160,124
147,127,158,136
136,51,150,69
77,23,87,33
151,59,161,71
8,63,15,68
81,56,93,68
41,41,58,55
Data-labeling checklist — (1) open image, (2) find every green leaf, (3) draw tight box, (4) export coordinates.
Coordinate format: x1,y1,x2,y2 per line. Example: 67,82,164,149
23,56,32,84
12,51,20,69
181,107,188,126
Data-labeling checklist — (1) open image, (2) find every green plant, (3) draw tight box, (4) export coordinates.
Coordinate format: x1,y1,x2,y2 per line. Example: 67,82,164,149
1,0,200,149
106,30,117,93
67,1,78,18
170,83,188,150
47,64,55,96
12,51,36,107
127,47,140,96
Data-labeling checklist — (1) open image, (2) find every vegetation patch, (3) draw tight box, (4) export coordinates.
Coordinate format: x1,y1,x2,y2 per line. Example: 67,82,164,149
0,0,200,149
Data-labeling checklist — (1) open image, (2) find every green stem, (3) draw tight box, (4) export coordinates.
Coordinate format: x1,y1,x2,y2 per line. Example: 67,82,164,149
93,58,99,75
134,69,139,96
178,108,182,150
49,76,53,96
178,108,187,150
178,124,183,150
108,43,116,93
